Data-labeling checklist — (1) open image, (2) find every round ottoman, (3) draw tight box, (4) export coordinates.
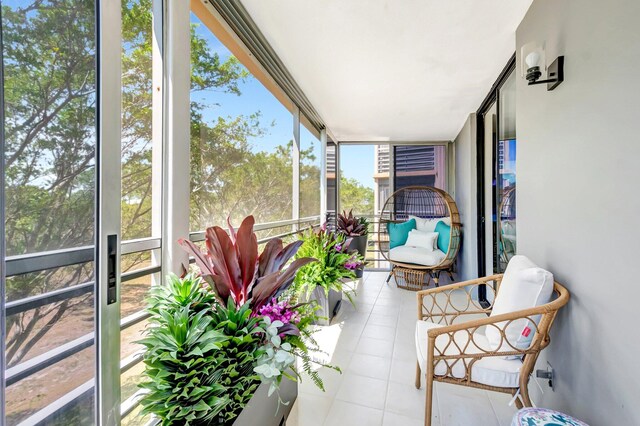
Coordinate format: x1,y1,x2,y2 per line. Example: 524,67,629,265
512,408,589,426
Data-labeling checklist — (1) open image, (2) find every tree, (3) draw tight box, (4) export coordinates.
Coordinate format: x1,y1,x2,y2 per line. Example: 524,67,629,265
339,175,375,216
2,0,251,371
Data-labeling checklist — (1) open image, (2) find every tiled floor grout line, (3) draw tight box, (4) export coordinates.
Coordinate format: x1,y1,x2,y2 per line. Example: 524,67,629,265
485,390,504,426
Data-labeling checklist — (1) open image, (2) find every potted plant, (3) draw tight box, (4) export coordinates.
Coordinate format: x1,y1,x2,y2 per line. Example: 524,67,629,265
336,210,370,278
293,226,363,325
139,216,338,425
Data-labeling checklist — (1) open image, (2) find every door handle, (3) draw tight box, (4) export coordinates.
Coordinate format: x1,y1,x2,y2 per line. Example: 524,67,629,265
107,234,118,305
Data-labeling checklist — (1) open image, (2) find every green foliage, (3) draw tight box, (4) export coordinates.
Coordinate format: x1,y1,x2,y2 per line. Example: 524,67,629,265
139,274,263,425
253,317,296,397
138,274,231,424
293,228,357,305
339,176,375,216
206,299,264,424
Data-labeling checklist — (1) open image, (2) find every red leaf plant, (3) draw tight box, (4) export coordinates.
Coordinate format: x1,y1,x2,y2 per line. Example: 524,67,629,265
178,215,314,310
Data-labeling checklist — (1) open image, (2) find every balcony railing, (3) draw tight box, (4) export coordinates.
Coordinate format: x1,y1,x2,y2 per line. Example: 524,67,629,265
8,216,321,424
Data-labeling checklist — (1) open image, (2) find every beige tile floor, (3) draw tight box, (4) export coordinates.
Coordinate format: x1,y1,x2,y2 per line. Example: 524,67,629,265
287,272,517,426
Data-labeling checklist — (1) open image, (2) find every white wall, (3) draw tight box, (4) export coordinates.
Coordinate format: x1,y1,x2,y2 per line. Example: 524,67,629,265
453,114,478,281
516,0,640,423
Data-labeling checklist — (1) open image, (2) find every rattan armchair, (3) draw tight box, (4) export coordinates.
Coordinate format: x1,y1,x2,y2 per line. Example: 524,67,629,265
414,274,570,426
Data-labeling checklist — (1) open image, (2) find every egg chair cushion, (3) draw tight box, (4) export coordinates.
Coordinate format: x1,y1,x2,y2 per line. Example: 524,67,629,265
434,220,451,253
387,219,416,249
409,215,451,233
389,245,446,266
405,230,439,251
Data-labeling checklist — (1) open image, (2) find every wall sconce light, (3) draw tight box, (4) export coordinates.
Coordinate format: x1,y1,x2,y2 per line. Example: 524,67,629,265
521,43,564,91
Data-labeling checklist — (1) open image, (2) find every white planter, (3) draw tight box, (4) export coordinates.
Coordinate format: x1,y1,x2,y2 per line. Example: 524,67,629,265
232,378,297,426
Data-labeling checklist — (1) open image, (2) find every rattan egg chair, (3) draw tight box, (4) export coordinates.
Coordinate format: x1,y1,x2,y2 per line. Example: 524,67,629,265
378,186,461,290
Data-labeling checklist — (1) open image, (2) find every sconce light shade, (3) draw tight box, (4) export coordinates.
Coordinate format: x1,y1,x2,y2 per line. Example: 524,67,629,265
525,51,540,69
521,42,564,91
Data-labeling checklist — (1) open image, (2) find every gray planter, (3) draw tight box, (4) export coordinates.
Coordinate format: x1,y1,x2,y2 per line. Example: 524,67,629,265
310,286,342,326
348,234,368,278
233,378,297,426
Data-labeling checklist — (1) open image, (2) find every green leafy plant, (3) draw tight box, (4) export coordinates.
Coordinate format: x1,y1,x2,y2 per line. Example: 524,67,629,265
138,274,234,425
139,273,265,425
253,316,296,396
336,209,369,237
207,299,265,424
179,215,314,310
140,217,346,425
293,227,362,305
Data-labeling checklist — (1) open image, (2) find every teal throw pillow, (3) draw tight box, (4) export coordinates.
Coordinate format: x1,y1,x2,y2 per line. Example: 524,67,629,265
435,220,451,252
387,219,416,249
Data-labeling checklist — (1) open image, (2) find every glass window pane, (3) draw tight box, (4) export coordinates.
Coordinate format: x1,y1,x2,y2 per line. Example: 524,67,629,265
3,0,97,256
2,0,98,422
339,145,377,217
121,360,145,404
300,123,321,218
121,0,156,241
6,346,95,424
497,72,517,271
189,12,293,231
6,274,94,364
122,402,151,426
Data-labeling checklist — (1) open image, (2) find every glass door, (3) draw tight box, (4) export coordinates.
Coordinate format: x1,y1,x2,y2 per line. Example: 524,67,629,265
478,67,517,278
483,102,498,275
1,0,101,423
496,72,517,272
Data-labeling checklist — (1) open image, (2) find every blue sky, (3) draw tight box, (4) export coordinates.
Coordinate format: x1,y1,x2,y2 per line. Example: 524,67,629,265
191,13,374,189
191,13,294,153
339,145,375,189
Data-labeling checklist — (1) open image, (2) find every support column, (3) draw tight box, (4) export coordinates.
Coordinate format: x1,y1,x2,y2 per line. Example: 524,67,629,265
320,129,327,222
151,0,164,285
162,0,191,275
292,106,301,227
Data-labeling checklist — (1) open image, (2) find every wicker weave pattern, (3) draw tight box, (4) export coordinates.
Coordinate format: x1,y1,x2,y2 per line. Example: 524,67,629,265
415,274,570,426
393,267,430,291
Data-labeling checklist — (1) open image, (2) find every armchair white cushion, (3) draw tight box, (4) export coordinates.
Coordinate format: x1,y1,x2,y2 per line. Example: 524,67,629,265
485,255,554,354
415,320,522,388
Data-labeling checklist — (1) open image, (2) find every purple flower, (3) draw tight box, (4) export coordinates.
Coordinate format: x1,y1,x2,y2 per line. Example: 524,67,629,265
258,298,301,325
335,243,343,252
345,261,360,270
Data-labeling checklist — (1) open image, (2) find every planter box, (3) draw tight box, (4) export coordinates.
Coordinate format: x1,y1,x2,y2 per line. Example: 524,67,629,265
310,286,342,326
348,234,368,278
233,378,297,426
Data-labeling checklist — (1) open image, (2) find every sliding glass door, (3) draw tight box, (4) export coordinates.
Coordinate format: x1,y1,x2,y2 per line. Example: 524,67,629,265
478,64,517,277
1,0,162,423
1,1,100,423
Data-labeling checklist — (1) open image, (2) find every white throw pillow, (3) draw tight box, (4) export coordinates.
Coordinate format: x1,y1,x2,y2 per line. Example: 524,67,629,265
409,215,451,233
485,255,554,356
405,230,438,251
